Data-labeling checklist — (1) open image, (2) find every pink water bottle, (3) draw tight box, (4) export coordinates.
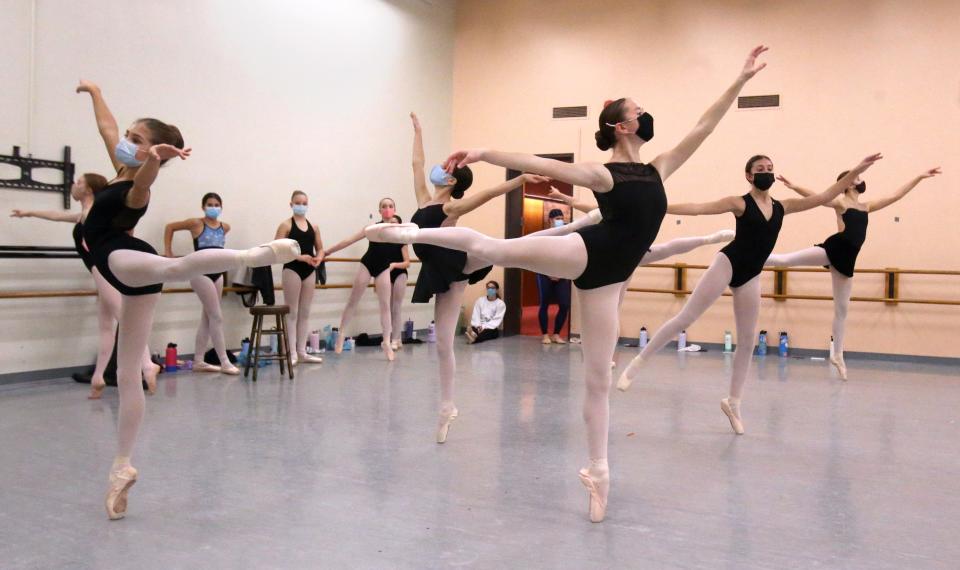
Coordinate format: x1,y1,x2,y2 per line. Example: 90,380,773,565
165,343,178,372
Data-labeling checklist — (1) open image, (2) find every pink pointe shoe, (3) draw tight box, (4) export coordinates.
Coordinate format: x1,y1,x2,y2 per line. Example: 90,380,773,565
240,239,301,267
720,397,745,435
436,407,459,444
364,223,419,244
578,460,610,523
105,464,138,520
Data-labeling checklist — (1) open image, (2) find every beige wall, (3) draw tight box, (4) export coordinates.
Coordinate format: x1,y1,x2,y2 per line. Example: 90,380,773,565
452,0,960,357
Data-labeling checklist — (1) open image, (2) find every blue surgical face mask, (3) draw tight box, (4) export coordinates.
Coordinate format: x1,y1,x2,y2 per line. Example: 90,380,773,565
429,165,451,186
552,218,565,227
205,207,221,219
115,138,143,167
487,288,497,297
292,204,308,216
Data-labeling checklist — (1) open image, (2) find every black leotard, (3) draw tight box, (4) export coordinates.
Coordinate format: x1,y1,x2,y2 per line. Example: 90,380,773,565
283,218,316,281
720,193,784,287
411,204,491,303
361,240,407,284
193,222,226,283
83,180,163,296
573,163,667,289
816,208,868,278
72,222,94,272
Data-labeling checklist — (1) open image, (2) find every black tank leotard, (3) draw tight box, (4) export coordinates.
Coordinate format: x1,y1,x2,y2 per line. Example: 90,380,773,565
720,193,784,287
361,240,407,283
83,180,163,296
283,218,316,281
410,204,491,303
193,222,227,283
815,208,868,278
72,222,94,272
573,163,667,290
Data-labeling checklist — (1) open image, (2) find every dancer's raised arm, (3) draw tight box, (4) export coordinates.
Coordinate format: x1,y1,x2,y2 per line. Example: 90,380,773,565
163,218,202,257
650,46,768,181
128,144,191,208
76,80,123,172
781,154,883,215
410,113,432,207
10,209,81,222
444,173,549,218
667,196,744,217
865,167,941,212
548,187,596,214
445,150,610,192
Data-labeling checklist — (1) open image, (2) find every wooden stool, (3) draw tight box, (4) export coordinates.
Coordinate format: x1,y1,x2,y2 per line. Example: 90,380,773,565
244,305,294,381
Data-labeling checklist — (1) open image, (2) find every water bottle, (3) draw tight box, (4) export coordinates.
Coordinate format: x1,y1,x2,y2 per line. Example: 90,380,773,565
757,330,768,356
829,335,835,359
404,318,414,341
344,337,354,351
270,334,278,354
723,330,733,353
428,321,437,343
309,331,320,353
639,327,648,349
678,330,687,350
165,343,178,372
239,338,251,366
779,331,789,357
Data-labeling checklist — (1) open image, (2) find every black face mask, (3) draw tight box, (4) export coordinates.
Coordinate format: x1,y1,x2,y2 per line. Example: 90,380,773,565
635,112,654,142
855,181,866,194
752,172,775,191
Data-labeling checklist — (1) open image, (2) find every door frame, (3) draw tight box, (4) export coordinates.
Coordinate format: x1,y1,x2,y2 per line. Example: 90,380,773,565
502,153,575,336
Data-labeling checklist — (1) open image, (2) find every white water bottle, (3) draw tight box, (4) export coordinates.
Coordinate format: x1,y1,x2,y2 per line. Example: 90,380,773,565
724,330,733,353
678,330,687,350
829,336,835,359
639,327,648,349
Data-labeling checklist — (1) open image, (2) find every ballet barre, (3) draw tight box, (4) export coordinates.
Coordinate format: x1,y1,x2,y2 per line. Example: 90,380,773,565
0,256,421,300
631,263,960,306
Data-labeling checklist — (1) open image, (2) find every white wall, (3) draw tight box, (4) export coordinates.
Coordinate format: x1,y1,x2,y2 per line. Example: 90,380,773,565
0,0,456,374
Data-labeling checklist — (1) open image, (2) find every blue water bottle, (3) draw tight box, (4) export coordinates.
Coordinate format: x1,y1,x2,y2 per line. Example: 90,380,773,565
779,331,789,357
724,330,733,353
428,321,437,343
757,330,768,356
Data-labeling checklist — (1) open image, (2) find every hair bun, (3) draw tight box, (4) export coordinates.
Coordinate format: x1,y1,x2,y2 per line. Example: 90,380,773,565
594,129,612,151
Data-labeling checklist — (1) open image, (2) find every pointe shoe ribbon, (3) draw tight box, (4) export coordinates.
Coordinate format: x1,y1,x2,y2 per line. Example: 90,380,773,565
364,223,419,244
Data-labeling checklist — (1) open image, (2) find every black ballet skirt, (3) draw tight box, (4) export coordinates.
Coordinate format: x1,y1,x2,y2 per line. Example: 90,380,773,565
816,208,868,278
410,204,491,303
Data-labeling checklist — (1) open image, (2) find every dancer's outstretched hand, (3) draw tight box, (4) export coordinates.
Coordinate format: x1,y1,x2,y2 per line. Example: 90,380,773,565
918,167,941,180
739,45,769,80
852,153,883,175
444,149,486,171
775,175,798,190
521,173,550,185
75,79,100,94
547,187,571,202
410,112,421,131
149,144,191,162
10,210,28,218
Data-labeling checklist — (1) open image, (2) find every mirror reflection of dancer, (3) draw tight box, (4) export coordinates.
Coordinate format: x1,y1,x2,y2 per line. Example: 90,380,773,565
10,173,161,399
617,153,883,438
324,200,411,360
766,166,941,379
77,80,299,520
274,191,326,366
404,112,547,444
367,48,769,522
164,192,241,375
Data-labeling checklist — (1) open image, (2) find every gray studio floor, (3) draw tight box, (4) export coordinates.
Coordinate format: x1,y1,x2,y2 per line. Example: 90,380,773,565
1,337,959,569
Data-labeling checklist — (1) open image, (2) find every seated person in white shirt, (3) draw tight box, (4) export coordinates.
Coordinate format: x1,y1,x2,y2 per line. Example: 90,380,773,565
466,281,506,344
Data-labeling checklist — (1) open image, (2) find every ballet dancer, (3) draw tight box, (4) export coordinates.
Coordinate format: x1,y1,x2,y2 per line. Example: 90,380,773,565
324,200,411,360
766,166,941,379
11,172,161,399
274,191,325,366
367,47,770,522
77,79,299,519
616,153,883,437
404,111,547,444
163,192,241,375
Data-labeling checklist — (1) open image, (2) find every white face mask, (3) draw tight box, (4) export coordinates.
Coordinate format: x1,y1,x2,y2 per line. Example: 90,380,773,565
552,218,564,227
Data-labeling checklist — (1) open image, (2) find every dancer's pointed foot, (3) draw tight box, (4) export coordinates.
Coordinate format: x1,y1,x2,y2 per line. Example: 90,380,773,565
381,341,396,361
391,339,402,351
143,363,160,395
297,352,324,364
551,334,567,344
105,464,138,520
616,356,643,391
364,222,419,244
88,378,106,400
239,238,300,268
193,361,221,373
707,229,736,244
830,355,848,380
721,397,745,435
436,406,459,444
578,459,610,523
542,334,552,345
220,363,241,376
334,333,345,354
